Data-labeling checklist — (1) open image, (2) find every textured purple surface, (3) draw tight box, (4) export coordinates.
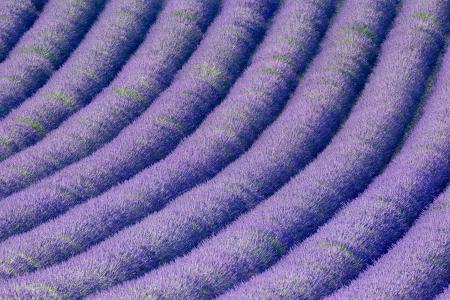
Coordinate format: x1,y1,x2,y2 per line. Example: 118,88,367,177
221,7,449,297
92,0,448,298
0,0,273,241
436,285,450,300
0,0,163,174
0,0,106,117
0,0,447,298
328,185,450,300
0,0,44,63
0,0,336,280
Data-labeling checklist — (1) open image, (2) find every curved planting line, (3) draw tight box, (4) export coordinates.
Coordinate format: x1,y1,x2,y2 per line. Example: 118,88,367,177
0,0,45,63
221,30,450,300
328,186,450,300
0,1,282,296
0,0,400,288
0,0,221,202
0,0,276,241
0,0,164,195
0,0,106,118
83,0,447,298
0,0,340,280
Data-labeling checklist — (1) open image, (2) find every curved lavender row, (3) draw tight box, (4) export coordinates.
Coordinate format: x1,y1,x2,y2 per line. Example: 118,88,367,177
0,0,163,192
0,0,106,117
436,286,450,300
0,0,163,170
87,1,448,298
329,186,450,300
0,0,275,240
0,1,394,284
221,31,450,300
0,1,280,295
0,0,42,63
0,0,220,198
0,0,340,279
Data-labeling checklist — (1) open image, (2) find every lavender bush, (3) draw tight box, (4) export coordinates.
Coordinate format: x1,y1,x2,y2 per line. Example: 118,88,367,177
221,23,450,300
0,0,339,278
0,0,45,62
84,0,447,298
0,0,106,117
0,0,446,298
329,186,450,300
0,0,402,285
0,0,220,198
0,0,276,240
0,0,163,169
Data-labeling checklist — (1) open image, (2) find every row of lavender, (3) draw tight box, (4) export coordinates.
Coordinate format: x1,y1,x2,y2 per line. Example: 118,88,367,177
223,21,450,299
96,0,448,298
0,0,275,240
0,0,447,299
0,0,163,165
0,0,106,117
0,0,338,279
0,0,46,62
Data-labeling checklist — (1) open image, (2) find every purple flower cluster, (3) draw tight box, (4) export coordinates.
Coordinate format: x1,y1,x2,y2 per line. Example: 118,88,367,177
0,0,275,241
329,185,450,299
91,0,447,298
221,6,450,297
0,0,336,280
0,0,163,170
0,0,447,298
0,0,106,117
0,0,45,62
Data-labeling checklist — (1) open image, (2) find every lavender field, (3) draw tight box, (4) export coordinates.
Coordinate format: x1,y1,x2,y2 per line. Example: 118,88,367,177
0,0,448,299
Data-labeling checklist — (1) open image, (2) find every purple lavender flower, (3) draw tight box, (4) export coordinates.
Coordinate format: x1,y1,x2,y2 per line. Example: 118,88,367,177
0,0,446,299
220,9,450,299
0,0,44,62
328,186,450,300
85,0,448,298
0,0,163,171
0,0,106,116
0,0,337,279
